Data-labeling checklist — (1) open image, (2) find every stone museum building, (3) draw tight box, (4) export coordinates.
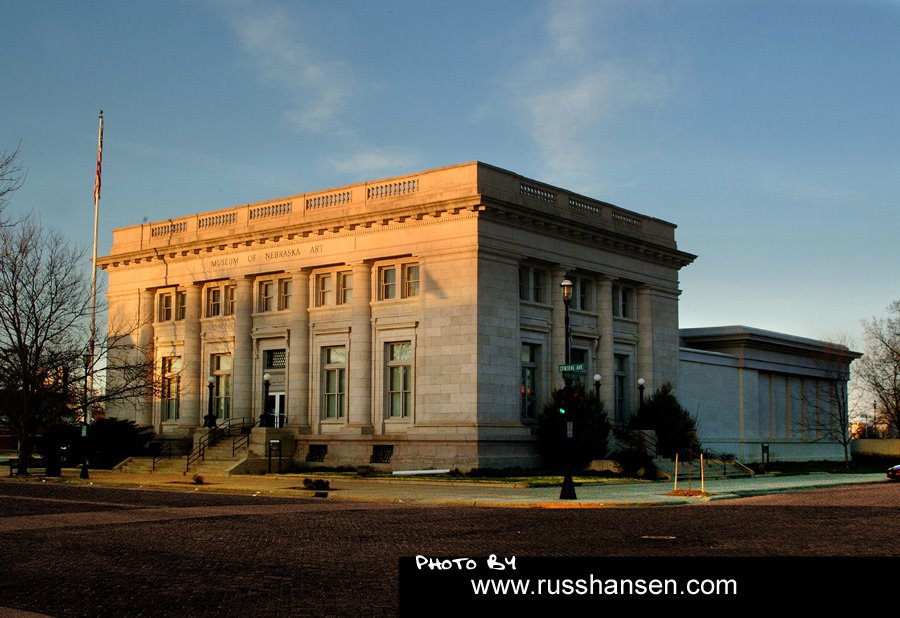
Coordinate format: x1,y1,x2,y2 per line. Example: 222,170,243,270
100,161,696,470
101,161,857,469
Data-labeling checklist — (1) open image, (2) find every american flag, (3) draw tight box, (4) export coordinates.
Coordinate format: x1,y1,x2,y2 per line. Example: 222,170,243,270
93,110,103,206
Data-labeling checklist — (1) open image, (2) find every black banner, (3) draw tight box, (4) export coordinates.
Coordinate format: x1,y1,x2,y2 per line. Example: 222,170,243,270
400,555,894,613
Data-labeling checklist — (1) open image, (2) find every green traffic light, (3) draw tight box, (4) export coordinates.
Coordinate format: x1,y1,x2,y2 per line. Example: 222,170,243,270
559,407,566,414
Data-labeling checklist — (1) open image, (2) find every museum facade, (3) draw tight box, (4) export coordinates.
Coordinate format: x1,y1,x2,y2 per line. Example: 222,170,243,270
100,161,696,470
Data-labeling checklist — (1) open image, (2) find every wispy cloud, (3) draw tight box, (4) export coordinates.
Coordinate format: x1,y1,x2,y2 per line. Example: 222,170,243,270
217,0,355,134
328,148,419,179
507,0,675,189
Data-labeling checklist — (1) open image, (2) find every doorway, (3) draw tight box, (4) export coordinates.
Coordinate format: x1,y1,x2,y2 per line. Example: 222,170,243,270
267,392,286,427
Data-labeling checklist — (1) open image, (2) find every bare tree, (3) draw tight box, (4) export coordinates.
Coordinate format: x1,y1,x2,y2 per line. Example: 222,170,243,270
856,301,900,437
0,220,89,473
795,339,859,470
0,217,158,474
0,144,25,216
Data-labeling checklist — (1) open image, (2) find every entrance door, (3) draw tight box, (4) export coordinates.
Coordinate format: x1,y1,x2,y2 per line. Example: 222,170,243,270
267,392,286,427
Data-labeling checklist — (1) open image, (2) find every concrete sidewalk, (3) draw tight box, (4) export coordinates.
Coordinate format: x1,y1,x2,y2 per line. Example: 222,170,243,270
8,467,888,508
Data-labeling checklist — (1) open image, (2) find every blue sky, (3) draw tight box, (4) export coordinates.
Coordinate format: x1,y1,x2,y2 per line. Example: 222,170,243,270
2,0,898,345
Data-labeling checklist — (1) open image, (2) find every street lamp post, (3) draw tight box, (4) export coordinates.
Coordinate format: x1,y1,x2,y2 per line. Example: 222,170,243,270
204,376,217,428
561,279,573,366
80,353,91,480
261,373,272,427
637,377,646,412
559,278,576,500
593,374,601,400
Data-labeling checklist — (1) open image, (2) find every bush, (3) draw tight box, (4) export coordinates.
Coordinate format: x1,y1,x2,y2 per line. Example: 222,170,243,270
537,383,610,470
35,418,152,470
612,448,655,477
631,383,701,458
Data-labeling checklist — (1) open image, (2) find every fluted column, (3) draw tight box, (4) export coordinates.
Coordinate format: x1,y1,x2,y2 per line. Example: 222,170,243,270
233,278,253,420
550,267,568,390
288,270,310,431
637,284,654,395
180,285,202,427
348,262,373,433
135,289,155,427
596,276,614,406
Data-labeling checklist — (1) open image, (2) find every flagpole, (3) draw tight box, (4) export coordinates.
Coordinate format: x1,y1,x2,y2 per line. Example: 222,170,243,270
90,110,102,370
83,109,102,480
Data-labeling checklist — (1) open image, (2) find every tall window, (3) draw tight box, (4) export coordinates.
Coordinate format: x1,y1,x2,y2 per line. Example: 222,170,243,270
258,281,275,312
532,269,545,303
518,267,547,303
157,293,173,322
386,342,413,418
576,277,592,311
175,291,186,321
224,285,236,316
404,265,420,298
377,262,420,301
206,287,221,317
161,357,181,421
279,279,292,310
379,267,397,300
521,344,540,420
613,285,633,318
614,354,628,424
211,354,232,420
316,274,333,306
321,346,346,419
338,271,353,304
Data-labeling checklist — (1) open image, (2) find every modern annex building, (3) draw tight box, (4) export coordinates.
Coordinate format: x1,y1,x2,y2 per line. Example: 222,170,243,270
100,161,697,470
679,326,861,462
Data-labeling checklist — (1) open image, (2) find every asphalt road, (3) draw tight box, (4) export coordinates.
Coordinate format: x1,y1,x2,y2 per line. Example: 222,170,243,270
1,481,898,616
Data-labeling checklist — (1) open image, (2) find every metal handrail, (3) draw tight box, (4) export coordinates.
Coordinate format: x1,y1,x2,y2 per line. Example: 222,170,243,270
233,431,250,457
151,442,172,472
208,416,256,447
701,448,754,477
185,443,205,472
611,424,658,457
185,417,257,471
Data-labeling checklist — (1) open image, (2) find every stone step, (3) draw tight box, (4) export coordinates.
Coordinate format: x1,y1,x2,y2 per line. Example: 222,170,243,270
199,445,248,461
118,456,184,473
119,454,249,474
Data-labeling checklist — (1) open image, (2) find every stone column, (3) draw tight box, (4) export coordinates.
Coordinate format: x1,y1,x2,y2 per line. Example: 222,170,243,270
288,270,310,431
180,284,202,428
136,289,155,427
347,262,373,433
636,284,654,396
596,276,614,406
233,278,253,421
550,267,568,390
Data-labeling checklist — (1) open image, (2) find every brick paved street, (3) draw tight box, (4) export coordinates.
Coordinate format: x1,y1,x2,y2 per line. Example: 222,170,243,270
2,481,899,616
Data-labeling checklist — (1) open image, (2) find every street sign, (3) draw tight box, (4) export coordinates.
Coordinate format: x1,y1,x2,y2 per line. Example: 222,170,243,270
558,363,586,373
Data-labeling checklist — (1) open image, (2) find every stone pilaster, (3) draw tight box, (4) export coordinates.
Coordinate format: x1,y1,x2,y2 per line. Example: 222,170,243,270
180,284,202,427
136,289,155,427
347,262,373,433
550,267,568,390
288,270,310,431
637,284,654,395
233,278,253,420
596,276,614,406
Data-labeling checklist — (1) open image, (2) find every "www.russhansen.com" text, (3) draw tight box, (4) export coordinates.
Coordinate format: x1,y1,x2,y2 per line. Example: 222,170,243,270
471,576,737,597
